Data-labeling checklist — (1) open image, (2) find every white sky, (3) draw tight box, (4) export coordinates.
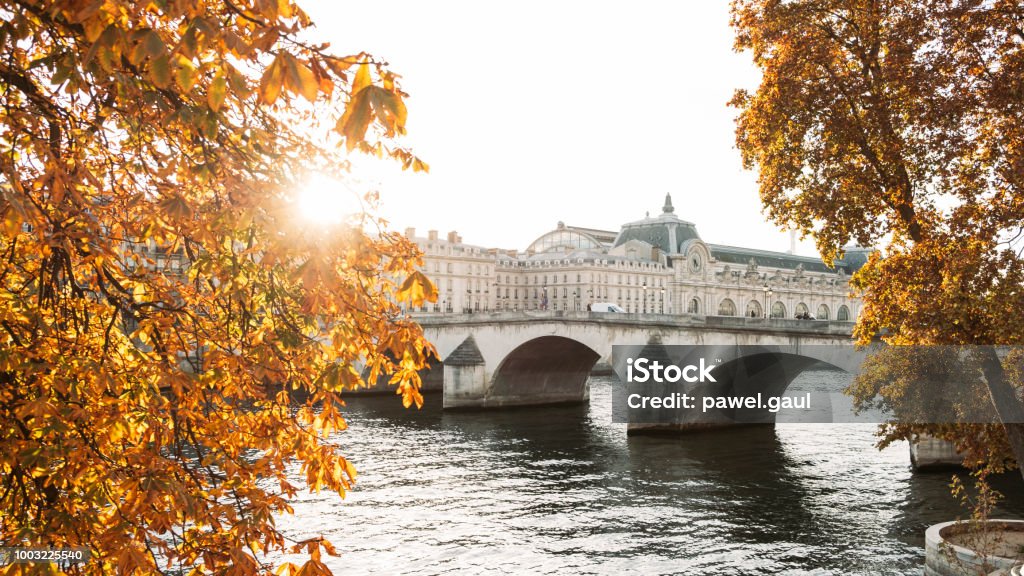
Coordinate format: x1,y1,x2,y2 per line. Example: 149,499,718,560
302,1,821,256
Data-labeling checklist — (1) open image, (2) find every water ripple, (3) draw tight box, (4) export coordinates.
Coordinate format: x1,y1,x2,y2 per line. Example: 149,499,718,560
273,372,1024,575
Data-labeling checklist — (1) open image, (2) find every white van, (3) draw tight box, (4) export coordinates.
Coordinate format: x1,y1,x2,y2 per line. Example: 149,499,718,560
589,302,626,313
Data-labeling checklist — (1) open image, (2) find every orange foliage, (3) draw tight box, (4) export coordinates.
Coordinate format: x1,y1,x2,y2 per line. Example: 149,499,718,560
731,0,1024,474
0,0,435,573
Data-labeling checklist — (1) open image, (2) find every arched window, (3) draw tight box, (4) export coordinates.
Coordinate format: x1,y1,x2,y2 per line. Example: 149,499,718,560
745,300,762,318
817,304,830,320
795,302,809,318
687,297,700,314
837,305,850,321
718,298,736,316
771,301,786,319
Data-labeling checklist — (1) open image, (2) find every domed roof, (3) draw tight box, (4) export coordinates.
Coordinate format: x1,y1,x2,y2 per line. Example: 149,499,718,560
836,245,873,273
612,194,701,254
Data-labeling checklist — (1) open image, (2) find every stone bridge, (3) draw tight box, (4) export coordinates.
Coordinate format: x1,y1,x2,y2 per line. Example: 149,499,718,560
412,311,862,412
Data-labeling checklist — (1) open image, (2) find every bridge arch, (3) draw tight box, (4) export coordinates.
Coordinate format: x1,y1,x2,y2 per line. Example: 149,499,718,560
489,336,600,406
620,344,868,431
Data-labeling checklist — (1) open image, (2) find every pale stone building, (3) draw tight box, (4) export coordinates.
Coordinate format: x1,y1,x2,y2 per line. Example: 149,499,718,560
406,194,867,321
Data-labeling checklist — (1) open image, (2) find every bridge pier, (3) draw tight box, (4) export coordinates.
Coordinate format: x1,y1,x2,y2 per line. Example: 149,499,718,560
441,335,489,409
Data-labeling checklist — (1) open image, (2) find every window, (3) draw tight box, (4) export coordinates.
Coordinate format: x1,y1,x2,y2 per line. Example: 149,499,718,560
745,300,762,318
687,298,700,314
795,303,809,318
816,304,830,320
718,299,736,316
771,301,786,319
837,305,850,321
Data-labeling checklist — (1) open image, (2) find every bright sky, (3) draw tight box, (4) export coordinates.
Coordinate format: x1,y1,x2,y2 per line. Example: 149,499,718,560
302,1,821,256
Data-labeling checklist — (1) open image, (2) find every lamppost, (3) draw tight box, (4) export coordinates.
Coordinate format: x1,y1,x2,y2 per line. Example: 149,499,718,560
572,290,578,311
659,287,665,314
441,298,446,315
542,285,548,311
642,281,648,314
466,288,472,314
762,283,769,319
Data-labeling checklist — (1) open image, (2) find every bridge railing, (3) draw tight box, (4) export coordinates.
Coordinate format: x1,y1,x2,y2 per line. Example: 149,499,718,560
412,310,855,335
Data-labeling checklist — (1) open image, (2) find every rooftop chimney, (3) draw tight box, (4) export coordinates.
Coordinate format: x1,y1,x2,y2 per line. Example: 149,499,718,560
428,230,438,241
404,227,416,239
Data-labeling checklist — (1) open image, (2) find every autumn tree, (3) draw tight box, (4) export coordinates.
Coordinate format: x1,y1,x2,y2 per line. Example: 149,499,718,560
730,0,1024,477
0,0,436,574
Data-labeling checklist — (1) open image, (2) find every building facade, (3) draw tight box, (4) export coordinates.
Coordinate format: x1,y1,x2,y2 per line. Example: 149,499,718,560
406,195,867,321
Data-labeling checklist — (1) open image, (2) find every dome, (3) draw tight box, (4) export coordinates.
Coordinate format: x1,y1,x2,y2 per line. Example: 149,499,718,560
836,245,873,273
612,194,701,254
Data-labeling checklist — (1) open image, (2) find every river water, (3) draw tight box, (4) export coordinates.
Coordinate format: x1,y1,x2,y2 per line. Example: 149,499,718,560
276,370,1024,575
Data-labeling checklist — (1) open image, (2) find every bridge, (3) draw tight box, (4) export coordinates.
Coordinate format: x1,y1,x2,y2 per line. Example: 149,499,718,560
411,311,861,422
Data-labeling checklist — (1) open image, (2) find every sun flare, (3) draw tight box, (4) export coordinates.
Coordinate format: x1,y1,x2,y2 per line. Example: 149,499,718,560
295,174,362,226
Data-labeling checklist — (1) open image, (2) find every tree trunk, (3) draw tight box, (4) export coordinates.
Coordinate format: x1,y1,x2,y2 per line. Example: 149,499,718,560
978,347,1024,481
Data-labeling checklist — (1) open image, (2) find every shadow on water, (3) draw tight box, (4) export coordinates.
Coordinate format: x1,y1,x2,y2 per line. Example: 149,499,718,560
624,426,820,544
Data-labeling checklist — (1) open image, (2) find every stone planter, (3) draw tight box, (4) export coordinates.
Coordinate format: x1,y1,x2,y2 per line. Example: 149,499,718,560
925,519,1024,576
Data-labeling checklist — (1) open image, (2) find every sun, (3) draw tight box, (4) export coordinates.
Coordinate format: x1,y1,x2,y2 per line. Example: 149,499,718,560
295,174,363,226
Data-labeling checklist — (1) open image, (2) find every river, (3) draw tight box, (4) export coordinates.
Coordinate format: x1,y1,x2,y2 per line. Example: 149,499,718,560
275,369,1024,575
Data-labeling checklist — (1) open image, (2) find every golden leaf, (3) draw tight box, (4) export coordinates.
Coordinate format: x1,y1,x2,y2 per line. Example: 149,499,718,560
259,55,285,105
174,55,197,91
150,54,171,88
208,74,227,111
284,55,318,102
336,88,373,151
396,270,438,305
352,62,371,94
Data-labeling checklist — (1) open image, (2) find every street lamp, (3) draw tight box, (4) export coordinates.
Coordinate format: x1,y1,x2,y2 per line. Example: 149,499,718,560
572,290,578,311
642,281,648,314
762,283,769,319
659,287,665,314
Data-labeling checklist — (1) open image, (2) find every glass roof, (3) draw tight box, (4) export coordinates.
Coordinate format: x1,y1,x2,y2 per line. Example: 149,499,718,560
527,229,602,253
